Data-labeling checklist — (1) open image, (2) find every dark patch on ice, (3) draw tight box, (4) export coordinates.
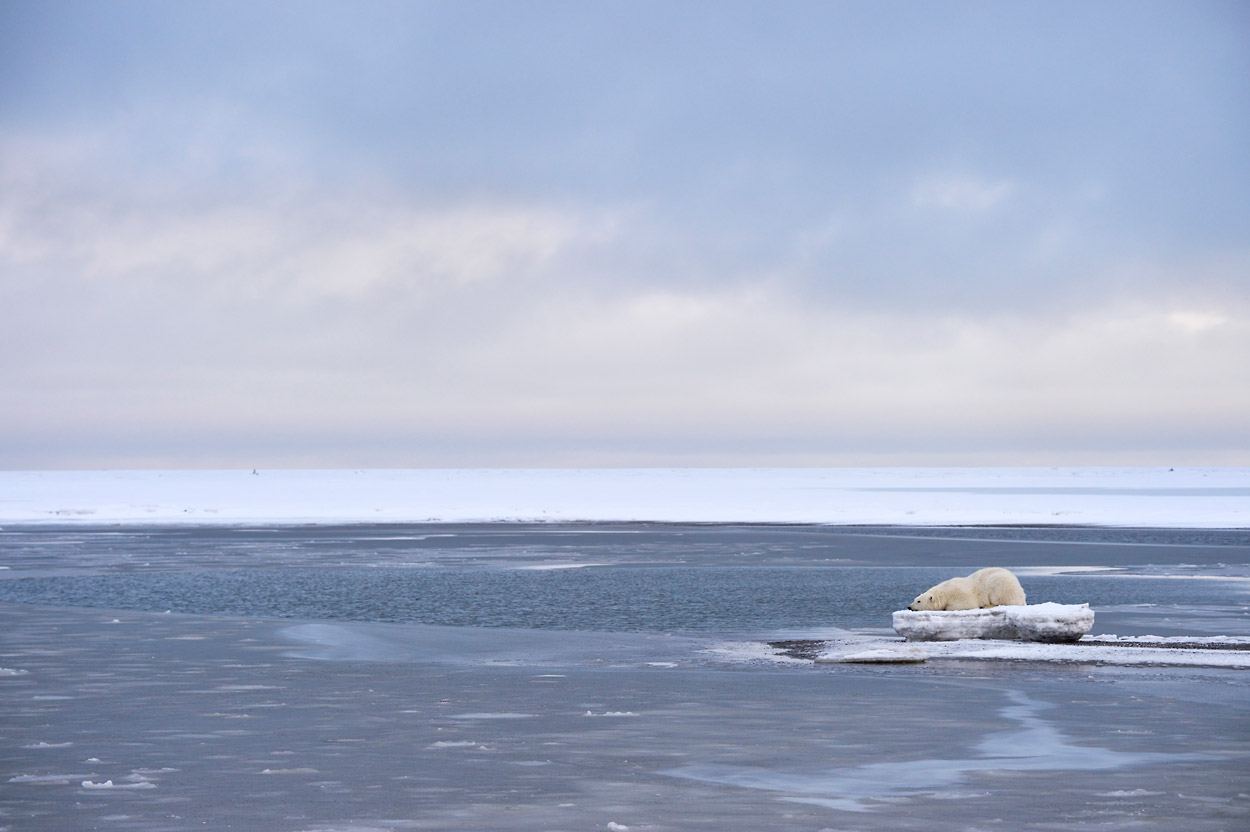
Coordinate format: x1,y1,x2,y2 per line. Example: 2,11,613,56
768,639,858,660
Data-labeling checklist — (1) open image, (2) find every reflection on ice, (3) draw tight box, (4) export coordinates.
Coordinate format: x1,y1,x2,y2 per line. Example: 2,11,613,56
667,690,1209,812
280,619,700,668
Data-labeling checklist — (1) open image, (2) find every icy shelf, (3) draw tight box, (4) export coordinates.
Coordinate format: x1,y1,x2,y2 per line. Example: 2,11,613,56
893,603,1095,643
1,467,1246,527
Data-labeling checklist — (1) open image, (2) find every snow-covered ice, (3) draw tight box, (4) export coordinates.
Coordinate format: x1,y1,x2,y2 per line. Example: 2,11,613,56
81,780,156,790
9,773,94,783
893,603,1095,642
1,467,1246,527
833,648,930,664
815,636,1250,668
1009,603,1096,642
1086,634,1250,645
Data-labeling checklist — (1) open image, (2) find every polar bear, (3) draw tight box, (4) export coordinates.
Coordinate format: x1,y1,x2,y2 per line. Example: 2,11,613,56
907,567,1026,611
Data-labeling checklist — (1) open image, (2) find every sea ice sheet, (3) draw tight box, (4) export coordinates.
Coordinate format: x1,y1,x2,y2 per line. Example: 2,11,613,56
2,466,1246,526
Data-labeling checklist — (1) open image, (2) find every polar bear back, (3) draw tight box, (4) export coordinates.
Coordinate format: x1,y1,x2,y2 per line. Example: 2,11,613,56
966,567,1026,607
908,567,1026,611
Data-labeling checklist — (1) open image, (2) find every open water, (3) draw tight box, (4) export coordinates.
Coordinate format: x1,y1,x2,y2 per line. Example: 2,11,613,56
2,523,1248,637
2,523,1249,831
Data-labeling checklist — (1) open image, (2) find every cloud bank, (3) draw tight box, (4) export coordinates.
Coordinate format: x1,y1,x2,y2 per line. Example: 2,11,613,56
2,1,1247,467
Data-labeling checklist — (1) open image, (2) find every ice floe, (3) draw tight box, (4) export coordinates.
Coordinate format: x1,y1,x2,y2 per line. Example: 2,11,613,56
9,773,93,784
814,637,1250,668
81,780,156,790
893,603,1095,643
775,603,1250,668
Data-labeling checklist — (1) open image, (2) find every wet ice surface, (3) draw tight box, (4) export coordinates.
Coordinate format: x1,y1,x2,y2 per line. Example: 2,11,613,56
667,689,1212,812
2,524,1250,831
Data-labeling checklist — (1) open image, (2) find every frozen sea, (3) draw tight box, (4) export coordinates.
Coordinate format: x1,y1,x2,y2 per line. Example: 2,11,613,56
2,469,1249,831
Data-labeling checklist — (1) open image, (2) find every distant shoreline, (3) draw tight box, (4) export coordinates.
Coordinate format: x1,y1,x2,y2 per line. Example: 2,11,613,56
4,520,1250,532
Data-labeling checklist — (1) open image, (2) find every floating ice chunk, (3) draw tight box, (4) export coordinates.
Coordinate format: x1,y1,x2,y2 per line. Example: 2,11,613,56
0,667,28,675
893,603,1094,643
24,741,73,749
1007,603,1095,642
892,608,1016,641
9,773,92,784
821,638,1250,667
583,711,639,717
81,780,156,789
607,823,630,831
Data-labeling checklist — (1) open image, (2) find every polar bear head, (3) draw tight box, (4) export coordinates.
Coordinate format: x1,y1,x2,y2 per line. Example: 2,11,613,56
907,591,940,611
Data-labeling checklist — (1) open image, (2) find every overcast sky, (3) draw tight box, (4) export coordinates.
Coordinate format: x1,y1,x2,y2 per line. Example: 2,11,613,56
2,0,1247,469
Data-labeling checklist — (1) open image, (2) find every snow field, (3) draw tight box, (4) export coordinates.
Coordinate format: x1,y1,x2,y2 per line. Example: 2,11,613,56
2,467,1246,527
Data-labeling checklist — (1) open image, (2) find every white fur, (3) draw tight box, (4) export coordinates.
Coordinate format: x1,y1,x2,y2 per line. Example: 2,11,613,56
907,567,1026,611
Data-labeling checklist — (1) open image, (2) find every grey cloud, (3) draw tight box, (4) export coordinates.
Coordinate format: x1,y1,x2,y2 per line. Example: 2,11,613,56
2,0,1248,467
6,3,1245,198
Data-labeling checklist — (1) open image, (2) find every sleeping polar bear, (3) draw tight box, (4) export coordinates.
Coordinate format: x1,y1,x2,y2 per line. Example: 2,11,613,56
907,567,1026,611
